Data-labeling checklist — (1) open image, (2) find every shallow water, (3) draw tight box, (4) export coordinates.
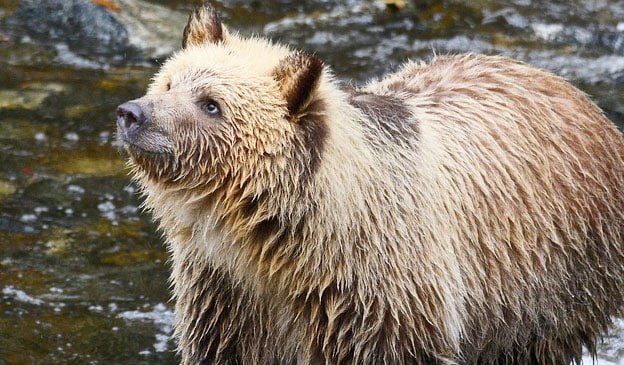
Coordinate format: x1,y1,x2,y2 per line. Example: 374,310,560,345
1,0,624,364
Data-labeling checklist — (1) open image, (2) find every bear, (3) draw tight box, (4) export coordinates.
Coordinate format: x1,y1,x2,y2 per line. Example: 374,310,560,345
116,2,624,364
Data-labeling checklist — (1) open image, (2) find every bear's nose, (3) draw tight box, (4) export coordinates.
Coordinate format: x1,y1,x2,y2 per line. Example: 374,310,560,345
116,101,150,138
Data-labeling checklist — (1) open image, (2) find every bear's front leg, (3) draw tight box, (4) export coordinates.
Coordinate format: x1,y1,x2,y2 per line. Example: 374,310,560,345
173,261,271,365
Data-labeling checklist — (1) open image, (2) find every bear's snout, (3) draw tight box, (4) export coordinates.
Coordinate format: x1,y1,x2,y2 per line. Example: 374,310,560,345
117,101,151,142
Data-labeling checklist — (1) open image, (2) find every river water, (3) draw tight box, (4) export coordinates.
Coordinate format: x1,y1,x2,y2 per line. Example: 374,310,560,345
1,0,624,364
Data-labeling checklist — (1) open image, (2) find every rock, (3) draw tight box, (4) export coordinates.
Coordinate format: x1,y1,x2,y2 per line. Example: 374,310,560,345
0,82,67,111
384,0,406,11
0,180,16,200
54,156,126,177
0,90,48,110
64,104,95,119
100,249,166,266
112,0,187,60
44,228,75,255
9,0,186,65
12,0,132,59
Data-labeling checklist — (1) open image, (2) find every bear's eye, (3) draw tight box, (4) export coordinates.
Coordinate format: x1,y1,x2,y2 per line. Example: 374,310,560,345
165,82,171,91
201,100,220,115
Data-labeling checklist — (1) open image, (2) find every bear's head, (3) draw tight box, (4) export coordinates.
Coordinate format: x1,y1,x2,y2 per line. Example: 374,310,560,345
116,2,328,195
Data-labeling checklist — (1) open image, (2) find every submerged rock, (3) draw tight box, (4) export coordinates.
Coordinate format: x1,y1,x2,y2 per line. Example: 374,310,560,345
0,180,16,201
0,82,67,111
0,89,49,110
54,155,126,177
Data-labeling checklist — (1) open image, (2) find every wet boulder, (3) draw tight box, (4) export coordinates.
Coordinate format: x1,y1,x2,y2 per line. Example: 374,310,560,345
8,0,186,66
13,0,132,60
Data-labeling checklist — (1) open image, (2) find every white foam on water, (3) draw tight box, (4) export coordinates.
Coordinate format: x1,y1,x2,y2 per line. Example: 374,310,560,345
581,318,624,364
118,303,174,353
2,286,44,305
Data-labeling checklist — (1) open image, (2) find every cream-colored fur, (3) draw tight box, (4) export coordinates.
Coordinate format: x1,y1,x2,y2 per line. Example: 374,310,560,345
119,4,624,364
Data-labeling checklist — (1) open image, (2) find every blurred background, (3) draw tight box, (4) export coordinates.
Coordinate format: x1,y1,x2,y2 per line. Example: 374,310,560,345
0,0,624,364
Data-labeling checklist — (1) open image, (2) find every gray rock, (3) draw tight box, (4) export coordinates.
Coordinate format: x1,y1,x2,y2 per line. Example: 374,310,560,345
13,0,132,59
113,0,187,60
9,0,187,65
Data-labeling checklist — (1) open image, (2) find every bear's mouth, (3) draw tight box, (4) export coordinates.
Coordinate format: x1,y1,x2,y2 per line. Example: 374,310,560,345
123,140,175,169
123,140,170,157
116,126,174,155
123,141,180,180
116,128,174,169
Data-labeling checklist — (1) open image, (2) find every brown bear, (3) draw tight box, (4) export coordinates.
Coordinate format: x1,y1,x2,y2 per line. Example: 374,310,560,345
116,2,624,364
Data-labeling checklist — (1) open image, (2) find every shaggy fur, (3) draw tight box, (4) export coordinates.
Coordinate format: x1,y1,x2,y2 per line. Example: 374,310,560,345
117,2,624,364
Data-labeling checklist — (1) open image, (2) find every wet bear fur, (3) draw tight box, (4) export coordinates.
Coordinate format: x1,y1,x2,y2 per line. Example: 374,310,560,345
117,2,624,364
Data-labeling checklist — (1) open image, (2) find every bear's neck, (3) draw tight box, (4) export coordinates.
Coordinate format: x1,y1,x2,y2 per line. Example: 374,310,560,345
154,172,356,294
145,165,364,361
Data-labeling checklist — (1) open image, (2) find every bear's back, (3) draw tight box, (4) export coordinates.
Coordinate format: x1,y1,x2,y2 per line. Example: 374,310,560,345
357,54,624,361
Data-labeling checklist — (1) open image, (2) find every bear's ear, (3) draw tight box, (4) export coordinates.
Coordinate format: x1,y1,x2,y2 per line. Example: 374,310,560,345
182,2,226,48
273,51,324,119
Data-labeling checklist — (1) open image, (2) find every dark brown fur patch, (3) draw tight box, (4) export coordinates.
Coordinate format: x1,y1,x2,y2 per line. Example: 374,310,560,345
274,51,324,117
347,90,418,146
252,216,282,242
272,52,327,183
178,263,244,364
182,1,224,48
297,98,328,183
241,193,266,219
